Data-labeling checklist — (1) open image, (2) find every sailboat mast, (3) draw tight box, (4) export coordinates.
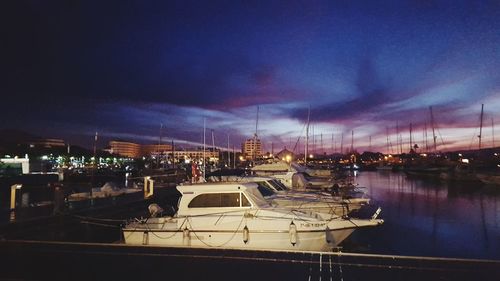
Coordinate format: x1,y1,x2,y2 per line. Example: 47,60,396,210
430,106,437,152
227,134,230,168
320,133,323,155
396,122,400,154
409,123,413,152
492,118,495,148
305,106,310,164
157,123,163,167
253,106,259,161
479,104,484,150
203,118,206,179
386,127,390,155
350,130,354,153
340,133,344,155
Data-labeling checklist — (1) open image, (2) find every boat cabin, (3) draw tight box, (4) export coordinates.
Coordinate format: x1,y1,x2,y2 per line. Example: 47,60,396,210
176,182,270,216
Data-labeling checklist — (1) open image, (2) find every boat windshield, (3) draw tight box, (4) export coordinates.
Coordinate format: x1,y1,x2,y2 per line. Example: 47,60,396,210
268,179,289,191
255,182,276,197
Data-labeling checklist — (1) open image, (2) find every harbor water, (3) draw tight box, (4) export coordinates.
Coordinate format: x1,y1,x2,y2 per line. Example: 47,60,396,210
347,171,500,260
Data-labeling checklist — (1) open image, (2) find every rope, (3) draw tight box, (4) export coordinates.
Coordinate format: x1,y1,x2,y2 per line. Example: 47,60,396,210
72,214,127,223
185,213,246,248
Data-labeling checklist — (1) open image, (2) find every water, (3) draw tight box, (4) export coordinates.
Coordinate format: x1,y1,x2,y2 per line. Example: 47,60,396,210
347,171,500,260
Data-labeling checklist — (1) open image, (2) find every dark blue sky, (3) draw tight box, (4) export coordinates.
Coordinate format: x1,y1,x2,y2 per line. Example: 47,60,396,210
2,1,500,153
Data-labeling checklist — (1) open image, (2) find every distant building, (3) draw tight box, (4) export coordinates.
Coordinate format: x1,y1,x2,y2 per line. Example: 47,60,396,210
142,144,173,157
172,149,219,162
242,138,262,159
108,141,217,160
276,148,294,162
109,141,142,158
29,138,65,148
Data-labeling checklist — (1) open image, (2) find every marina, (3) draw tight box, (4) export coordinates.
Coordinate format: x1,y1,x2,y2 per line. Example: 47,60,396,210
3,1,500,280
1,168,499,280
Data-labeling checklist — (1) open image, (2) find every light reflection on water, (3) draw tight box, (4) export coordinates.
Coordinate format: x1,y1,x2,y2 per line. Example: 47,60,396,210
348,171,500,260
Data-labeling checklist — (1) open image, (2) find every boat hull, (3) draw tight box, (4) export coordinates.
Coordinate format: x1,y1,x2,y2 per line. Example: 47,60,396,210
123,227,355,252
122,215,377,252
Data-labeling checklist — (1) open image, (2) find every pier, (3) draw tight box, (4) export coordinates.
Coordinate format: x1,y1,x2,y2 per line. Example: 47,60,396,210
1,240,499,281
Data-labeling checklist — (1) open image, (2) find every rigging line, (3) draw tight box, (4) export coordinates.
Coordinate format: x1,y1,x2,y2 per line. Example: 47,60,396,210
293,122,308,153
80,221,120,228
71,214,127,223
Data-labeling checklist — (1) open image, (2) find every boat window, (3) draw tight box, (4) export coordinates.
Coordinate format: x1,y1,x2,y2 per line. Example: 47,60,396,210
255,182,276,197
220,193,240,207
188,192,247,208
241,193,251,207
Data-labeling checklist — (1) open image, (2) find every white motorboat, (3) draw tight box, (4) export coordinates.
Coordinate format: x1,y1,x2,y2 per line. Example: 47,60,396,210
122,182,383,252
252,161,334,190
225,176,369,217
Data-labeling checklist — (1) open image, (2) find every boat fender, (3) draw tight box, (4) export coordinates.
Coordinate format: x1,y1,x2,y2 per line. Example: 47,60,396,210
243,225,249,244
142,231,149,245
289,221,297,246
183,228,190,241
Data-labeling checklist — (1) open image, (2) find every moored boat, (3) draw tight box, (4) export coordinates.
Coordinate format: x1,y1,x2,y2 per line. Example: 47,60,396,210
122,182,383,251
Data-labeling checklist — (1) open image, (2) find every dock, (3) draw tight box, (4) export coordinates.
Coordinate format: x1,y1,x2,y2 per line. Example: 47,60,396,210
1,240,499,281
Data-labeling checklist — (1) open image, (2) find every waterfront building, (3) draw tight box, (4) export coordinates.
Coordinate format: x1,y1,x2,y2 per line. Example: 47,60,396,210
276,148,294,162
108,140,217,162
142,144,173,157
109,141,142,158
242,138,262,159
28,138,65,148
172,149,219,163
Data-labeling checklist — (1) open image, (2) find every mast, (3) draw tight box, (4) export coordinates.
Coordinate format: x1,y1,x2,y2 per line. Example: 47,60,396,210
203,118,206,179
386,127,390,155
171,139,175,169
320,133,323,155
424,122,429,153
350,130,354,153
253,106,259,161
305,106,310,164
479,104,484,150
340,132,344,155
91,131,98,198
396,122,400,154
158,123,163,167
492,118,495,148
409,123,413,152
430,106,437,152
227,134,230,168
232,144,236,169
331,132,334,154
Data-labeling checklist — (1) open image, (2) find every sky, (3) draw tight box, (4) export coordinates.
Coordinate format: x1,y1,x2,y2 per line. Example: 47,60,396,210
2,0,500,154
